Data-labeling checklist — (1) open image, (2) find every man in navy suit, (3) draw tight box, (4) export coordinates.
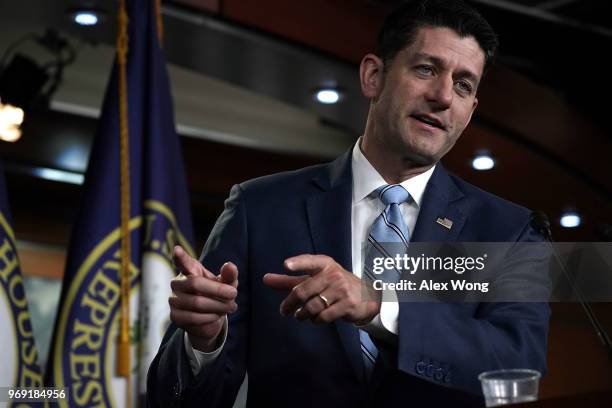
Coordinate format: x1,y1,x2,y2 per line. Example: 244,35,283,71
147,1,549,406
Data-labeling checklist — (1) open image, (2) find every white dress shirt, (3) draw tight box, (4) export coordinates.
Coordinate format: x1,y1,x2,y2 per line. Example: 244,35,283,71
350,139,435,340
184,139,436,374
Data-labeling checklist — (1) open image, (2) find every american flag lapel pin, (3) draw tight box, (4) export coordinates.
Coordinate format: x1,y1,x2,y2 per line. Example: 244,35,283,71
436,217,453,230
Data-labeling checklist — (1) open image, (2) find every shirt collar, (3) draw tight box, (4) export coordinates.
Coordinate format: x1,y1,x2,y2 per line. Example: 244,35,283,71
351,138,436,207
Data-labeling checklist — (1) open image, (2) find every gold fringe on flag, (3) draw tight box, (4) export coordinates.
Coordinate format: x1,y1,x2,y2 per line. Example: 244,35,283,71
116,0,132,407
155,0,164,43
115,1,164,405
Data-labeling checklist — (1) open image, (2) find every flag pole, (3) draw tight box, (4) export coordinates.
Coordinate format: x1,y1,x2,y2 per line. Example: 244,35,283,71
116,0,132,407
155,0,164,44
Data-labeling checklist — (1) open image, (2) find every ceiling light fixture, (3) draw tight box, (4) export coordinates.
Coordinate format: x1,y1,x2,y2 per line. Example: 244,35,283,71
0,101,24,142
560,211,581,228
0,30,75,141
72,11,100,26
32,167,85,185
471,152,495,171
315,88,341,104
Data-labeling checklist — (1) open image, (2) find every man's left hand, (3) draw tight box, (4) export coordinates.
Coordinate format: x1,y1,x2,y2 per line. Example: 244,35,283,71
263,254,381,324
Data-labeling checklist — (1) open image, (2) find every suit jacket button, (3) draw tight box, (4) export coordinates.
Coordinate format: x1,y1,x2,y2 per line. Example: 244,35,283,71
425,364,434,377
415,361,426,375
173,383,180,397
434,368,444,381
444,371,452,383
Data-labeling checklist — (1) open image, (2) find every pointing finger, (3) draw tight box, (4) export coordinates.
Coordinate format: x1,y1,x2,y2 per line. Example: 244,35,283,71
173,245,213,278
283,254,334,276
263,273,308,291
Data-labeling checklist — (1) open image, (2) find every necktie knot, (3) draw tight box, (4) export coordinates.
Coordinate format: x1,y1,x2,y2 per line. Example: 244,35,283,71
378,184,410,206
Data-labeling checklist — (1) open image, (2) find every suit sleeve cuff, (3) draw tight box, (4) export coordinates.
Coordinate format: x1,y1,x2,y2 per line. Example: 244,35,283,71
183,316,228,376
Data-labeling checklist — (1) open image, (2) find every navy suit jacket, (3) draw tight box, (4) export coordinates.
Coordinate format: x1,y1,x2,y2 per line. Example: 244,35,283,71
147,151,550,407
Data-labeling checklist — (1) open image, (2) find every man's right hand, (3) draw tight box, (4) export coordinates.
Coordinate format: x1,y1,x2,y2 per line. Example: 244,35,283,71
169,245,239,352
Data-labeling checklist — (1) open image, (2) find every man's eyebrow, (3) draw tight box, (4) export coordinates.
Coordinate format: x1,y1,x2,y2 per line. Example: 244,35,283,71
412,52,480,85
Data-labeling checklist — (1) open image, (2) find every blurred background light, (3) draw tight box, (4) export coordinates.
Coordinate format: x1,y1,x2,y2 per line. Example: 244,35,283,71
560,211,581,228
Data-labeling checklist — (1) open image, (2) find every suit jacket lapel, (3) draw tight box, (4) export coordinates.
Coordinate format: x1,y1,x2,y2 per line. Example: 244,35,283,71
304,158,469,383
306,151,365,383
412,164,468,243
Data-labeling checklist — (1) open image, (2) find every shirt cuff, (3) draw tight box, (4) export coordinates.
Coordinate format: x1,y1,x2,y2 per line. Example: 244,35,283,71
356,292,399,344
183,316,228,376
379,299,399,334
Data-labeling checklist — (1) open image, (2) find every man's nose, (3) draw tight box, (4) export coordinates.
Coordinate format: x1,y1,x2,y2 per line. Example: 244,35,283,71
425,76,453,110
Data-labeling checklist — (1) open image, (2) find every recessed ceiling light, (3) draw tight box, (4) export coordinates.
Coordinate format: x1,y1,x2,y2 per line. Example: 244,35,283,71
560,212,581,228
472,152,495,171
72,11,99,26
315,88,341,104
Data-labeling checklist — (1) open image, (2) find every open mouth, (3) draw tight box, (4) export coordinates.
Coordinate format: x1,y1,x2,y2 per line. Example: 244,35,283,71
411,114,446,130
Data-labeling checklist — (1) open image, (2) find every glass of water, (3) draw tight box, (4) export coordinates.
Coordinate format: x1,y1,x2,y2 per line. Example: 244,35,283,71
478,369,541,407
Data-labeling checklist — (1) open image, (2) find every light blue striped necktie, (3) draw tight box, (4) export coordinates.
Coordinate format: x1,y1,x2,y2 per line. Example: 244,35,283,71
360,184,412,380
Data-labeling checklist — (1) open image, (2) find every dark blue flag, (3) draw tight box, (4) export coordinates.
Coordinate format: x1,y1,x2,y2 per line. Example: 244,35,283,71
46,0,195,406
0,159,45,406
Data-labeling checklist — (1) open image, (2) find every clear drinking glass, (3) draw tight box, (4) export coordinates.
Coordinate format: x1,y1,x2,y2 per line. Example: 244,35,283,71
478,369,541,407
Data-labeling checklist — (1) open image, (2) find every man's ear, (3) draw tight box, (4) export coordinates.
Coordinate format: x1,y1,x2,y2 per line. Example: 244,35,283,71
466,97,478,125
360,53,384,99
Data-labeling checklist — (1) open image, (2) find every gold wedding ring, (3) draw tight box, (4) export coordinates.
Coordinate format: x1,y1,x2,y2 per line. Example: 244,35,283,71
318,294,330,308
